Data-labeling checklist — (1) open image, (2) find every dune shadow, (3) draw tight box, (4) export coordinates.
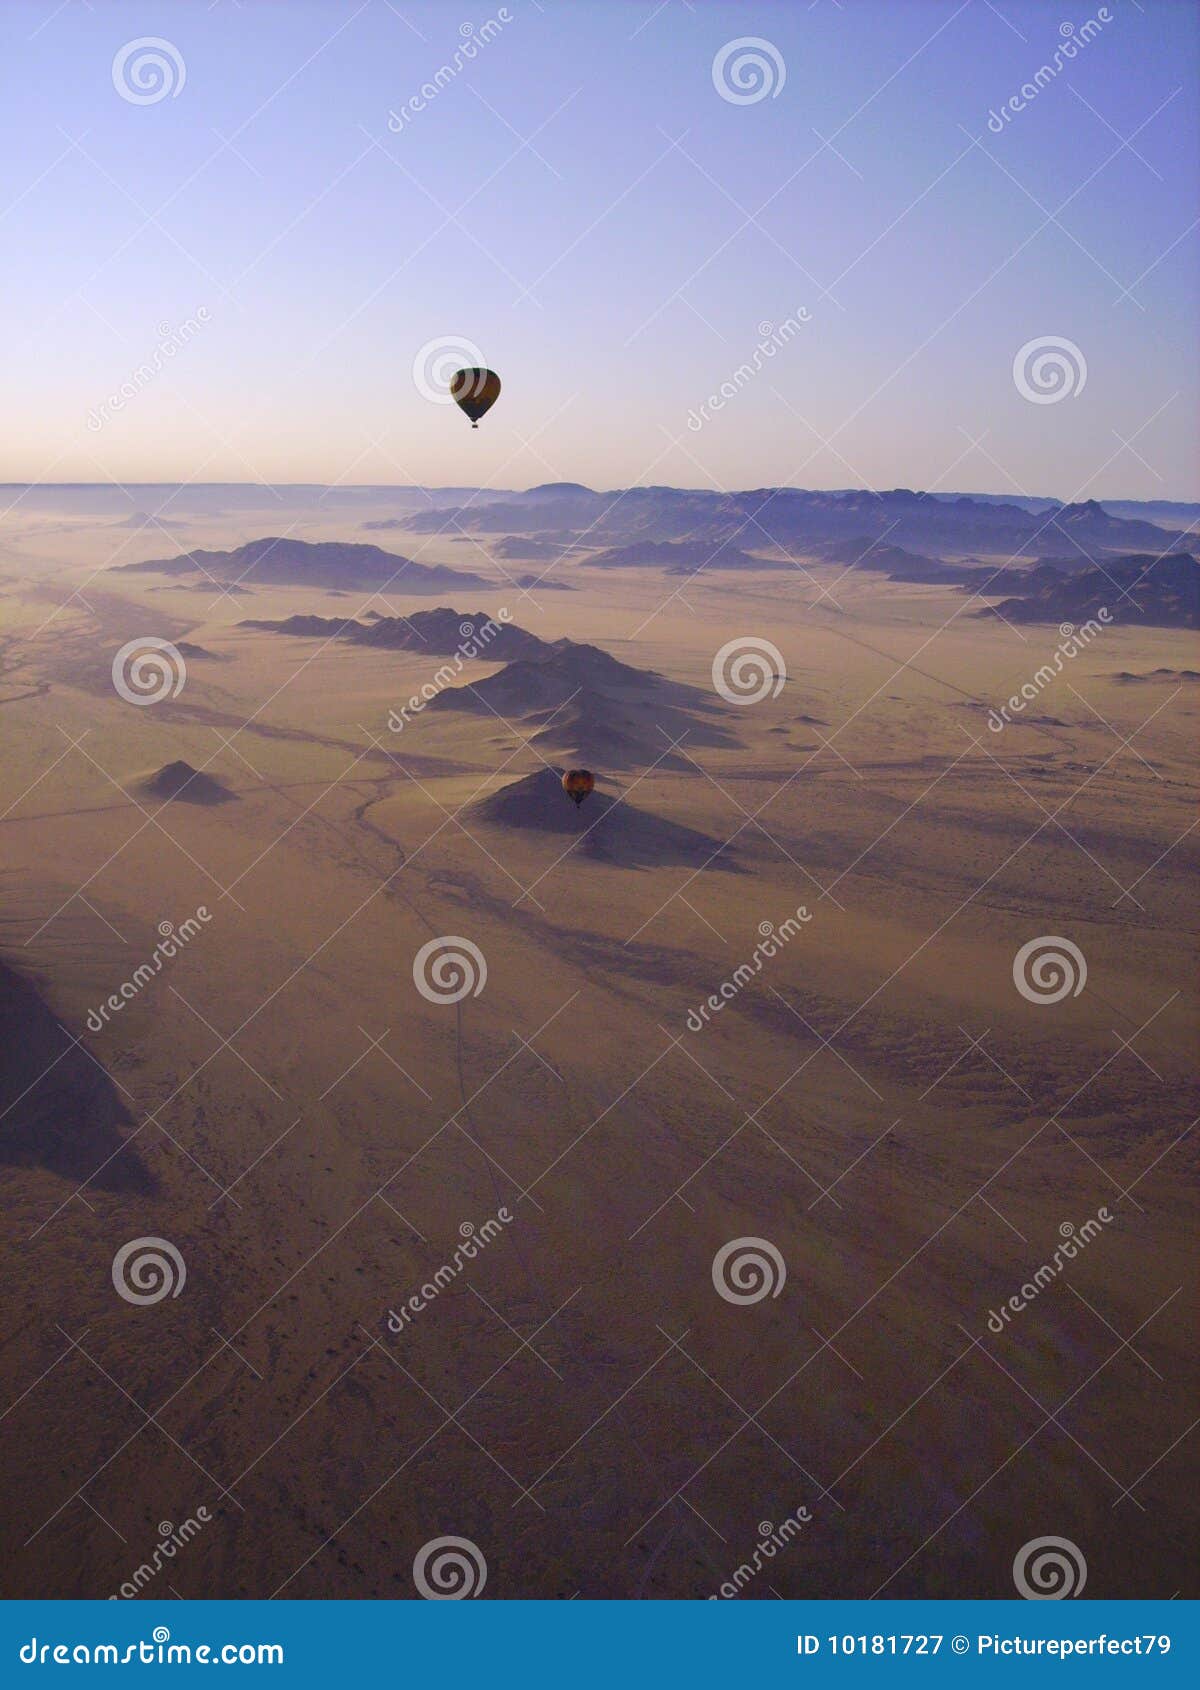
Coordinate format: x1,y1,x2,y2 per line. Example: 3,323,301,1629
0,958,155,1193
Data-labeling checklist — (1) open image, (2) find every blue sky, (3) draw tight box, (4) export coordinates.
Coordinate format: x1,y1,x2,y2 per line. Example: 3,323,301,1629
1,0,1196,497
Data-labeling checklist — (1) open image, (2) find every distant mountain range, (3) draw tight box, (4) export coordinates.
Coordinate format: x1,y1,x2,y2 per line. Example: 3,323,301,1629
983,552,1198,629
400,486,1192,562
113,537,489,593
10,481,1198,532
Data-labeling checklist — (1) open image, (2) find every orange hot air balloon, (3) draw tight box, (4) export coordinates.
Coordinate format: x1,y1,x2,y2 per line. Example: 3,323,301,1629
562,769,595,808
450,367,501,428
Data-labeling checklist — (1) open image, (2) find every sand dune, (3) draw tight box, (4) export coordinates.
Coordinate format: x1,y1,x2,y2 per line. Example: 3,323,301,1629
139,760,237,805
240,606,547,660
473,767,743,869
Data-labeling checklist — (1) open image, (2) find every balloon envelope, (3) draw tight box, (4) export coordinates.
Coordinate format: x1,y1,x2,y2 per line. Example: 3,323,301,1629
451,367,501,427
562,769,595,807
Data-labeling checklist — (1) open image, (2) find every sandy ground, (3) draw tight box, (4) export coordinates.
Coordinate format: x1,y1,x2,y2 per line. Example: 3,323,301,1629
0,501,1196,1600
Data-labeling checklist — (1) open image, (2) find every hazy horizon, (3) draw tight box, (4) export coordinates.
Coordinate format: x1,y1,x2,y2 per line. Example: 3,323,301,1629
1,0,1197,497
4,479,1200,506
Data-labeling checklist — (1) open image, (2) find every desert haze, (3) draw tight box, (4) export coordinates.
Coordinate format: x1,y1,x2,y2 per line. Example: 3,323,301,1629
0,483,1195,1599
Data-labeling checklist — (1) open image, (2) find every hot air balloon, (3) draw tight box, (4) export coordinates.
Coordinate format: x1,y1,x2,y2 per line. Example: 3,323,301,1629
451,367,501,428
562,769,595,808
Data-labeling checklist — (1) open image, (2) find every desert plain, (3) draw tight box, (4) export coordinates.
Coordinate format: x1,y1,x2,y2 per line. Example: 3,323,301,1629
0,490,1196,1601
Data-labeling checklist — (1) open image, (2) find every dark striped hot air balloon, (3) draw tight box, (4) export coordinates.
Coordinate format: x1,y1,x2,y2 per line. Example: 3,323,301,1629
562,769,595,808
450,366,501,428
